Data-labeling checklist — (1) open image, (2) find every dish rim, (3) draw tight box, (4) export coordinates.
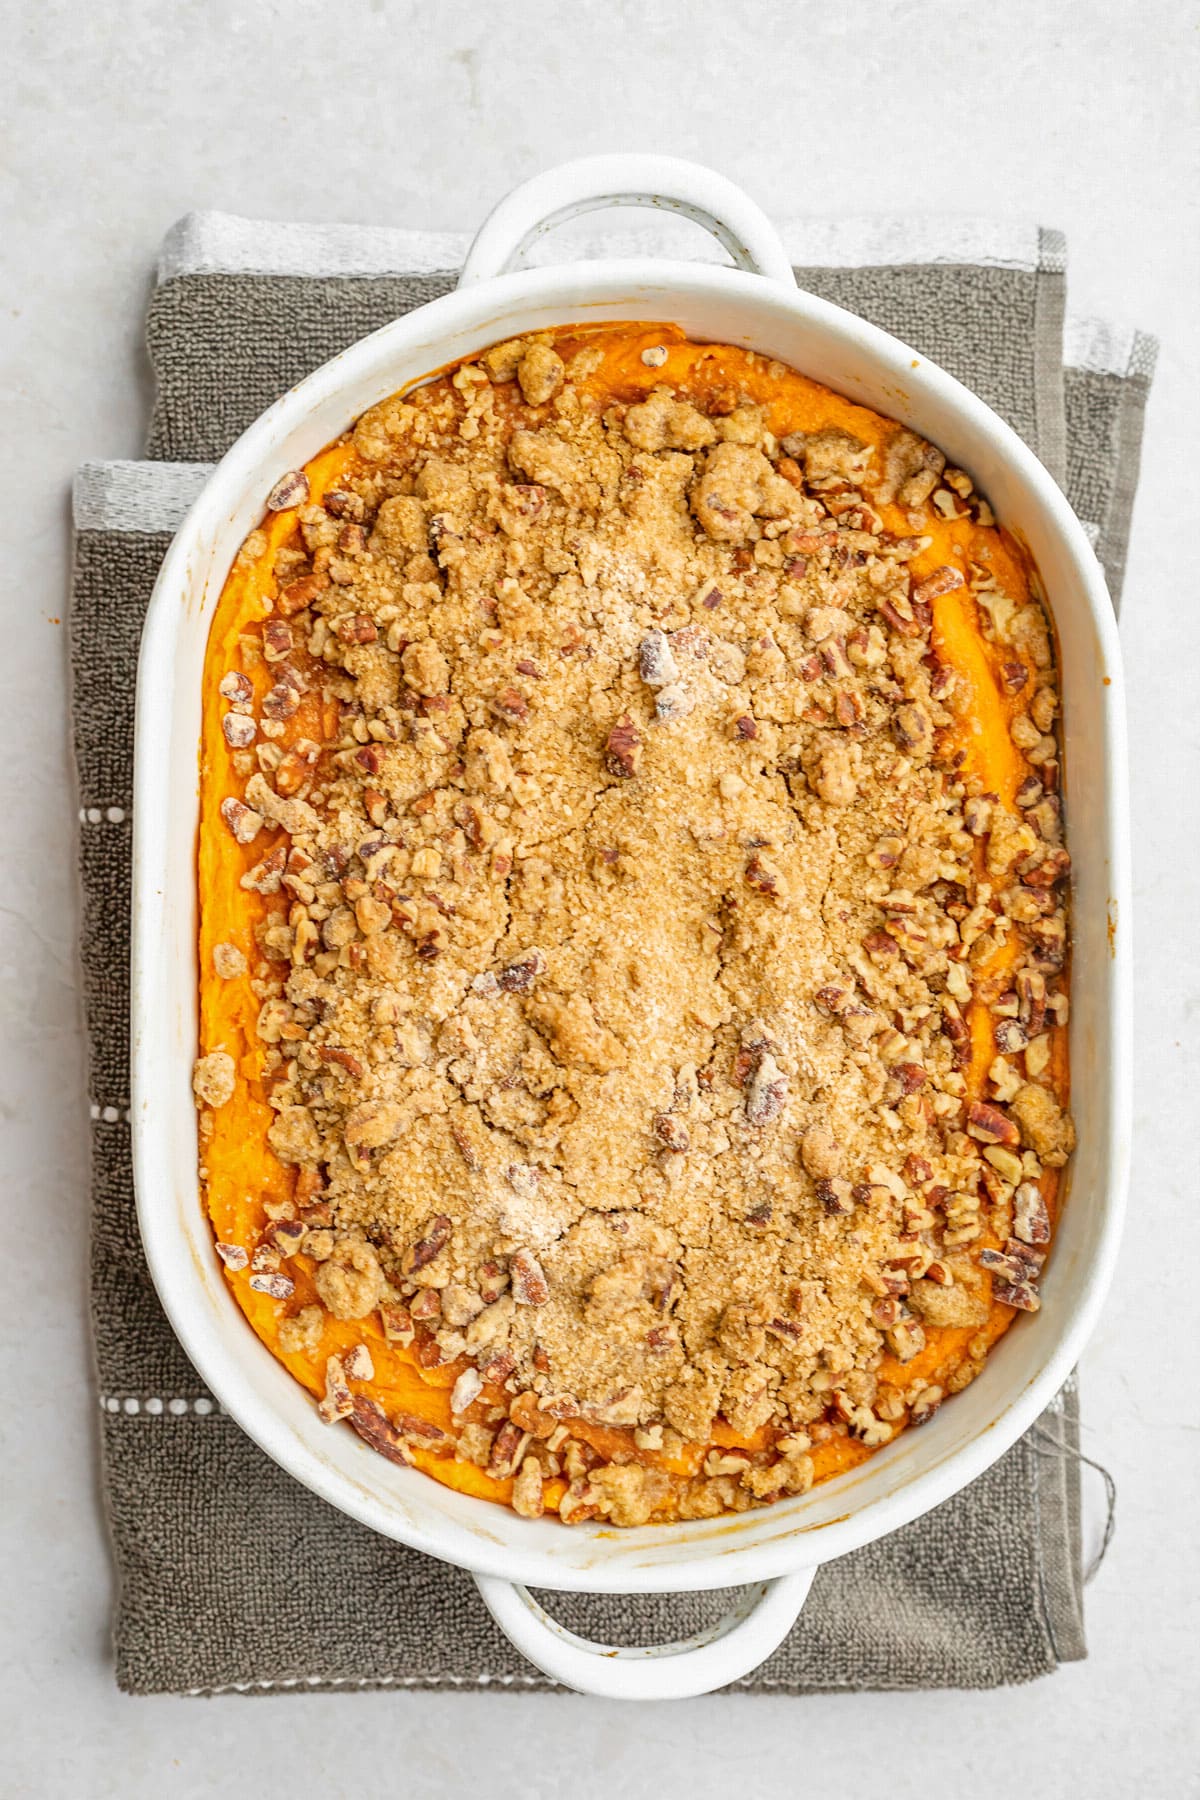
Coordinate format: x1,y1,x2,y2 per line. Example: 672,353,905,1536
131,254,1131,1594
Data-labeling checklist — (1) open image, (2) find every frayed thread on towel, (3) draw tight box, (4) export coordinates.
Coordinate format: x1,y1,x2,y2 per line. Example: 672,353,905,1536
1032,1419,1117,1581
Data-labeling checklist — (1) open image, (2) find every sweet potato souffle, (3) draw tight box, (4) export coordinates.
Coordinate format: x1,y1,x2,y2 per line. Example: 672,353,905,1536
193,323,1074,1528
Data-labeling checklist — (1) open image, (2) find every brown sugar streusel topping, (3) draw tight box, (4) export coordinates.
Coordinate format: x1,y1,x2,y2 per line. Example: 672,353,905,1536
197,325,1074,1527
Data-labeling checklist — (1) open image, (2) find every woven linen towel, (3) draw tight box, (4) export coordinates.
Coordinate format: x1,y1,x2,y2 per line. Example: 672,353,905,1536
72,212,1155,1696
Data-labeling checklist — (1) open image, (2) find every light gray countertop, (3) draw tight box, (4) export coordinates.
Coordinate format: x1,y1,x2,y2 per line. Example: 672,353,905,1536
3,1,1196,1793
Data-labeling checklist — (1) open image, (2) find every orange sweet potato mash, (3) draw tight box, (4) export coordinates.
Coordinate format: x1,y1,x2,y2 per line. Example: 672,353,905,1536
196,324,1071,1525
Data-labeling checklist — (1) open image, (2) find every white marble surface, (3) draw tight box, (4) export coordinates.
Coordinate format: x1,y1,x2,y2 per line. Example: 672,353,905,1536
3,1,1197,1793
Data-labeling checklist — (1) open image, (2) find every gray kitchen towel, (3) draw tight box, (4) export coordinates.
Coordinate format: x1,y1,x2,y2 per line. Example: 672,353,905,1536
72,212,1152,1696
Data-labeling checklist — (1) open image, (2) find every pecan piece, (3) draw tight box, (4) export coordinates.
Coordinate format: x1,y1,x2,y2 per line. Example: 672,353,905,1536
912,564,965,606
488,1420,531,1479
744,1050,787,1126
653,1112,690,1154
992,1279,1042,1313
349,1397,415,1467
219,796,264,845
449,1123,480,1171
605,714,642,778
379,1303,414,1346
745,854,783,896
1013,1181,1051,1246
248,1272,295,1299
815,1177,855,1216
261,679,301,721
325,488,365,520
342,1343,375,1380
980,1245,1044,1287
334,614,378,644
511,1249,550,1307
450,1367,484,1414
491,685,529,722
993,1018,1029,1054
391,1411,450,1449
276,571,329,617
966,1099,1021,1146
317,1353,355,1423
886,1317,926,1362
266,470,310,512
262,619,293,663
910,1386,944,1426
892,701,933,755
221,711,257,749
402,1214,453,1274
799,1123,840,1180
638,629,680,689
509,1391,557,1435
479,1349,517,1386
497,947,546,993
511,1459,545,1518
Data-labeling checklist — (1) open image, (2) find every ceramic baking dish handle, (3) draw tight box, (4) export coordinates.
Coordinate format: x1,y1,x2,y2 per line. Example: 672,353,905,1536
474,1568,814,1700
458,153,797,289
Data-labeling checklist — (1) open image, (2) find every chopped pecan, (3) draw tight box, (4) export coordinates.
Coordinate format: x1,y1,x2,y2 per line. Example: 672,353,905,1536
511,1459,545,1518
324,488,365,520
262,619,293,663
450,1367,484,1414
488,1421,531,1479
892,702,933,754
653,1112,690,1154
479,1349,517,1386
491,685,529,722
276,571,329,617
317,1353,356,1423
511,1249,550,1307
248,1272,295,1300
402,1214,453,1274
885,1317,926,1362
995,991,1040,1041
266,470,310,511
816,1177,855,1216
605,714,642,778
349,1397,415,1467
379,1303,414,1345
221,711,257,749
219,797,264,845
1013,1181,1051,1245
261,678,301,721
966,1099,1020,1147
498,947,546,992
910,1385,944,1426
992,1279,1042,1313
334,614,378,644
912,564,965,605
744,853,784,896
638,629,680,689
744,1049,787,1126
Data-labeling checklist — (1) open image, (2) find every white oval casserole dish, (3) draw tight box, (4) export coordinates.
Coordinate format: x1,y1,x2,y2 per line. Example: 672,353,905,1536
131,155,1131,1699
